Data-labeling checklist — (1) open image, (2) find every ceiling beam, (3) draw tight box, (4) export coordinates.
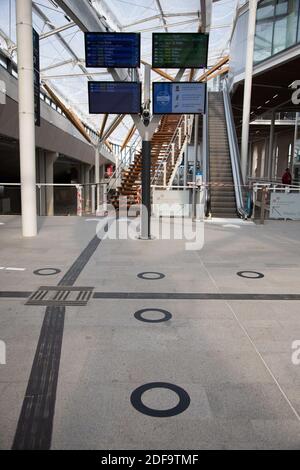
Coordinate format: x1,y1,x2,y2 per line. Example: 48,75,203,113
55,0,131,82
101,115,126,142
122,12,200,29
155,0,168,32
99,114,109,139
197,55,229,82
42,83,92,144
137,18,199,33
32,3,94,82
207,65,229,81
121,124,136,151
141,60,175,82
40,22,77,40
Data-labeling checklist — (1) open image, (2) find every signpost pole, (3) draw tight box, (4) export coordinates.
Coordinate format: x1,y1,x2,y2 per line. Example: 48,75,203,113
140,63,152,240
192,115,199,219
141,136,151,239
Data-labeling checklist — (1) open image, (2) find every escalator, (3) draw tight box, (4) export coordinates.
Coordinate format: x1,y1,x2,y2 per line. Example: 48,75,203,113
204,80,249,219
208,92,237,217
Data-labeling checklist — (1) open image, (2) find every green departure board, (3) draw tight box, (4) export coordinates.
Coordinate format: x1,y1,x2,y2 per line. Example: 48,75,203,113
152,33,209,69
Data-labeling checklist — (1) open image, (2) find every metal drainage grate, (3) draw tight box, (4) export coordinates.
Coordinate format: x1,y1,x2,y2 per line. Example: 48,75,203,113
26,286,94,306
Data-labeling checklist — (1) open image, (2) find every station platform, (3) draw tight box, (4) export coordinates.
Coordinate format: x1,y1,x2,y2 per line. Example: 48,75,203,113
1,215,300,450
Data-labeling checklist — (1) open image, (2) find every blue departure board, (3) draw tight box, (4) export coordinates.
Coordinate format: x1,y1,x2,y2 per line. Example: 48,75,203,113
88,82,141,114
85,33,140,68
153,82,206,115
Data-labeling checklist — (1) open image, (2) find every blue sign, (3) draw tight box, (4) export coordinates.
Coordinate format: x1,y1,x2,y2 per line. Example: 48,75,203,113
88,82,141,114
153,82,206,115
85,33,140,68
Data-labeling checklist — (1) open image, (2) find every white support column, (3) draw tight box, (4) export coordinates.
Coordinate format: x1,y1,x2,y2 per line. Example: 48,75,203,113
292,112,299,179
95,146,100,211
45,151,58,216
267,112,275,180
16,0,37,237
241,0,258,183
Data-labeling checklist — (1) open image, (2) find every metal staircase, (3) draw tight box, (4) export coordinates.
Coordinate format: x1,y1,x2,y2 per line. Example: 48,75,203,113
110,115,190,210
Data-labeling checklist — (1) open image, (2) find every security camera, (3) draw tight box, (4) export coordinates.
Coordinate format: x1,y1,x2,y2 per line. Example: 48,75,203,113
142,108,151,127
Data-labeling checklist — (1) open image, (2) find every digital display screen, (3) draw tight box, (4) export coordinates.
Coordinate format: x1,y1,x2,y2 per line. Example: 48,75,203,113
33,28,40,127
153,82,206,115
88,82,141,114
152,33,209,69
85,33,140,68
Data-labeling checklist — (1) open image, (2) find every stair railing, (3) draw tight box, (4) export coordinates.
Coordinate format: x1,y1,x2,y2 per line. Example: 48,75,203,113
151,115,191,187
203,85,210,217
106,134,142,194
167,115,194,188
222,78,249,219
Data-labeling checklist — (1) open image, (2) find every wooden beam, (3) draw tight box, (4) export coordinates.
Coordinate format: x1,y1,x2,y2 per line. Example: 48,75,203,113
152,68,175,82
207,66,229,81
141,60,175,82
42,83,92,144
105,140,113,152
189,68,195,82
99,114,108,139
102,114,125,142
197,56,229,82
121,124,136,151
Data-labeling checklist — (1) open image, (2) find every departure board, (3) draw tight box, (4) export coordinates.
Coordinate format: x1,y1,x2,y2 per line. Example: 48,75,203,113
153,82,206,115
152,33,209,69
85,33,140,68
88,82,141,114
33,28,40,127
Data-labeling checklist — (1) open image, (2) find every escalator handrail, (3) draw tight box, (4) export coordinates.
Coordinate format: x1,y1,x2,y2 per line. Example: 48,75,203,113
222,79,248,219
203,85,211,217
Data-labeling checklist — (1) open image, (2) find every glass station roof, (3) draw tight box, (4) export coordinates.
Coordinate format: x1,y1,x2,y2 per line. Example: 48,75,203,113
0,0,243,145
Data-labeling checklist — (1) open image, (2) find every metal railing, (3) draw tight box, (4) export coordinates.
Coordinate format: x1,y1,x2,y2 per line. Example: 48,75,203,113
252,182,300,224
106,134,142,194
223,79,249,219
0,183,93,217
203,85,210,217
152,115,193,188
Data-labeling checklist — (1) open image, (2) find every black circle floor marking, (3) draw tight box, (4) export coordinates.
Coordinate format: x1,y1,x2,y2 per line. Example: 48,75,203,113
137,272,165,280
130,382,190,417
33,268,61,276
237,271,264,279
134,308,172,323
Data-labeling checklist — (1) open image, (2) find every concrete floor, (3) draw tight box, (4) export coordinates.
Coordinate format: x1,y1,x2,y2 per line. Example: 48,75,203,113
0,215,300,449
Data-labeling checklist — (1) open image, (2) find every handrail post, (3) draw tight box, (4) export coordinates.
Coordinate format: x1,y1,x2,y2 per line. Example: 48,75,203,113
163,162,167,187
178,127,182,148
77,185,83,217
103,183,108,211
171,143,175,166
260,186,267,225
91,184,96,214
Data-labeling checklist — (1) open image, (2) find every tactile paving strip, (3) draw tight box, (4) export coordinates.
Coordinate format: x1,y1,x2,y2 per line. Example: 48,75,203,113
25,286,94,306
